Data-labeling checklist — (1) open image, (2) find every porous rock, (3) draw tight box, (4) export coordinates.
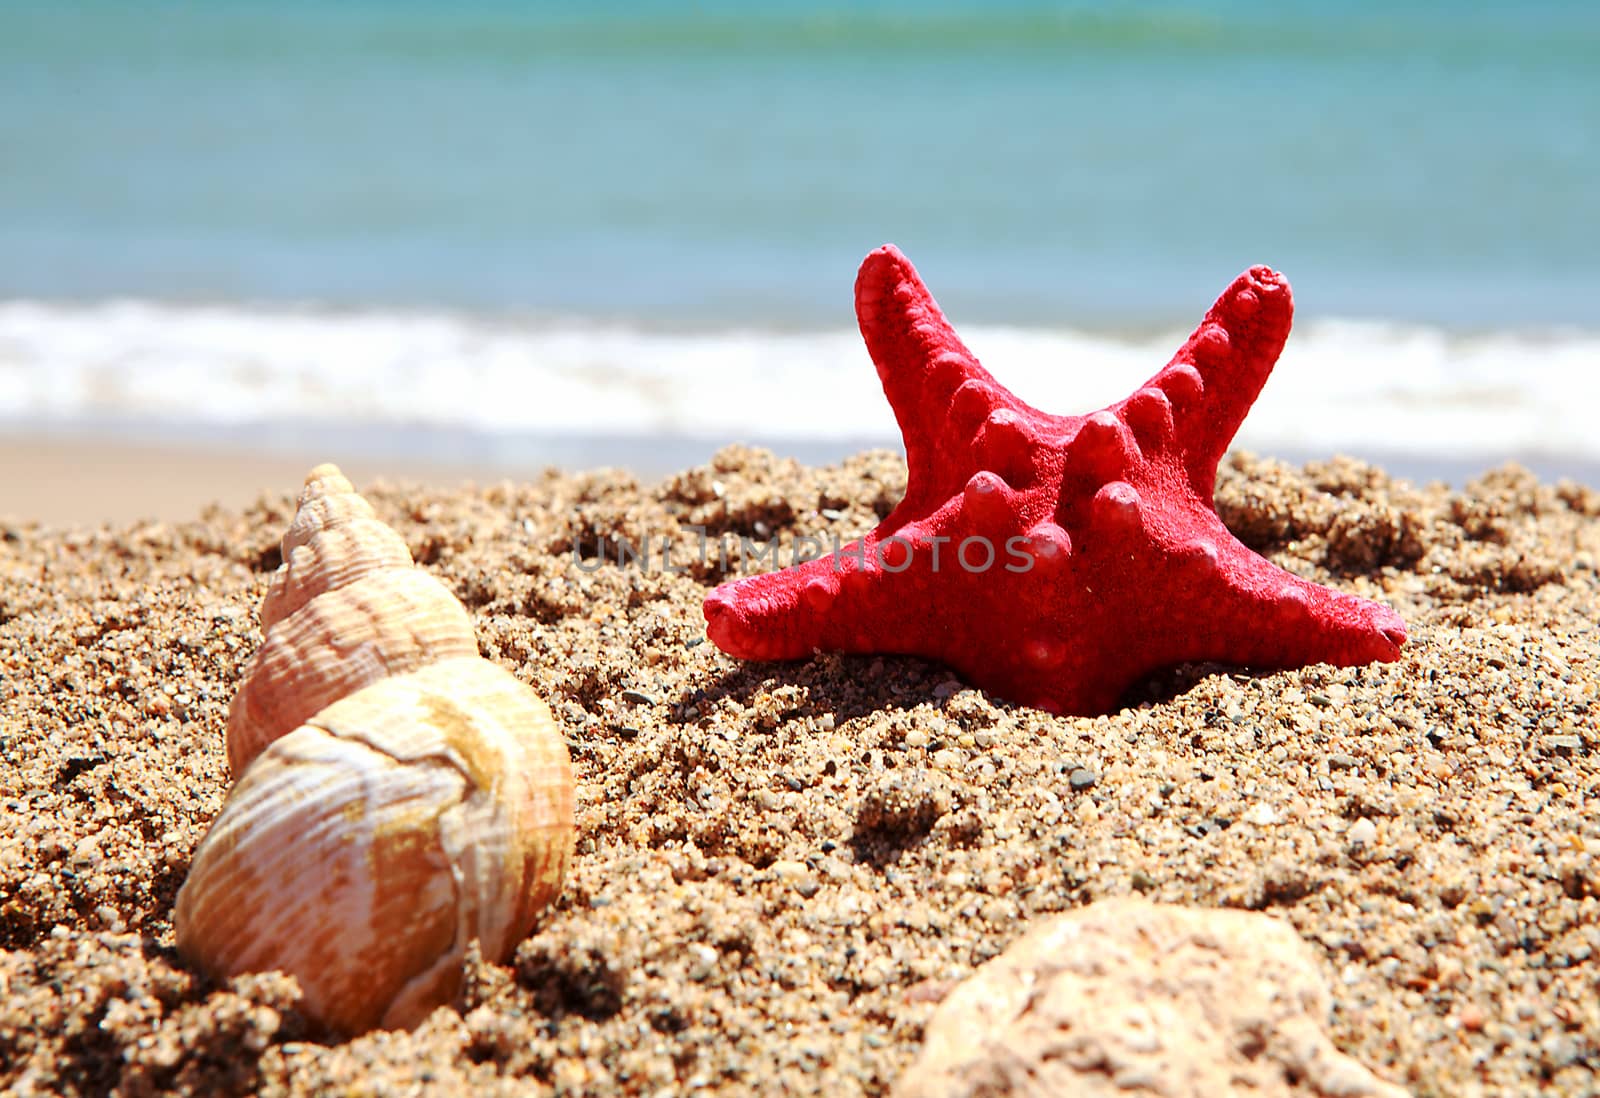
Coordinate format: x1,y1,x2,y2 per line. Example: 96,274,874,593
894,898,1408,1098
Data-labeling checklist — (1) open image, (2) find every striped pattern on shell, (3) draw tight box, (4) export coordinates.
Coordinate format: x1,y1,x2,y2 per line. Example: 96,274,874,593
174,465,574,1036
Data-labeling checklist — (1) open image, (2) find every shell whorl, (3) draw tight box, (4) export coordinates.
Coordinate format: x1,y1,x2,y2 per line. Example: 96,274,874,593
176,656,575,1034
226,465,478,776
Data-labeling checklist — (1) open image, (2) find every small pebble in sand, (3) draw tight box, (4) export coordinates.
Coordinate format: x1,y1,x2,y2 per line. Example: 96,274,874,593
686,944,720,982
1245,803,1283,826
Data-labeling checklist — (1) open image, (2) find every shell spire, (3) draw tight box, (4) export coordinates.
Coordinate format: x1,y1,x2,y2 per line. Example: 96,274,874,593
176,464,575,1036
225,464,478,776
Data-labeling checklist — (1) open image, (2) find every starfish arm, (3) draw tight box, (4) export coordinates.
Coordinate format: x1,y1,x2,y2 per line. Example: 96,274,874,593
703,555,841,662
703,533,915,662
855,245,1008,505
1180,542,1407,671
1144,266,1294,497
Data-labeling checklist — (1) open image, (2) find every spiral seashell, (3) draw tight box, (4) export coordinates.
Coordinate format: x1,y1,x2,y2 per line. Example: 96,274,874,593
175,465,574,1035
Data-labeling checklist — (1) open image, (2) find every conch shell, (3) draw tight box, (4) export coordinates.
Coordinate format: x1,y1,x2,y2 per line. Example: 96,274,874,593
174,465,574,1035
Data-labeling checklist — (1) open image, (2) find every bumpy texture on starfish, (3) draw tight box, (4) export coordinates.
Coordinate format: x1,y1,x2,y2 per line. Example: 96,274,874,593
703,245,1406,715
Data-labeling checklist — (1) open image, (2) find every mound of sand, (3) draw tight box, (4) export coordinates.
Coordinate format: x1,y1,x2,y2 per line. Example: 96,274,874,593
2,447,1595,1095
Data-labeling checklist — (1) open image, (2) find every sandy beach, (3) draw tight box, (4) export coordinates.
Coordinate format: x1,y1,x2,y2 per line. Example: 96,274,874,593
0,436,529,529
1,444,1597,1095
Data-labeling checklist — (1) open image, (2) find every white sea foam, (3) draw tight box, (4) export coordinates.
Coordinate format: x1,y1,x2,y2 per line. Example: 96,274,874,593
2,299,1597,466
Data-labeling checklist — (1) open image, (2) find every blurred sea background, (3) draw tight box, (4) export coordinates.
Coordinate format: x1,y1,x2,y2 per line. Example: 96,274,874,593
3,0,1599,490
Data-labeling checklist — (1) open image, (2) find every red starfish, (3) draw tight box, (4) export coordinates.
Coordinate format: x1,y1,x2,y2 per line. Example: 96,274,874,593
702,245,1406,715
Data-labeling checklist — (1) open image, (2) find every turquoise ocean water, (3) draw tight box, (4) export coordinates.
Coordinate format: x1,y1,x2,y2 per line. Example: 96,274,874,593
2,1,1598,475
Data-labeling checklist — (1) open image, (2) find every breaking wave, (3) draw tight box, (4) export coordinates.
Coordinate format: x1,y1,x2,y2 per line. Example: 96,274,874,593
3,298,1597,468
